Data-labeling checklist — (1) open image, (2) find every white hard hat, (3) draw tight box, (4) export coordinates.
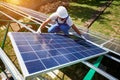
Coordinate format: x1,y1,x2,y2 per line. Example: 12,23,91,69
56,6,68,18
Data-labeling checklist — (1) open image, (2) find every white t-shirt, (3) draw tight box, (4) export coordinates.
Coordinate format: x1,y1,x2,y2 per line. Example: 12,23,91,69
49,12,73,27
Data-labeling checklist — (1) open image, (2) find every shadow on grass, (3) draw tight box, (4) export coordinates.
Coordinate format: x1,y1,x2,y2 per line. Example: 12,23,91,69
68,1,112,24
71,0,109,6
68,5,95,22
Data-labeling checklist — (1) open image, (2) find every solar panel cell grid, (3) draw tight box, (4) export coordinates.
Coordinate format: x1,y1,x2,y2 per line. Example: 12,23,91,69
8,32,107,79
25,60,45,73
115,47,120,53
22,52,38,61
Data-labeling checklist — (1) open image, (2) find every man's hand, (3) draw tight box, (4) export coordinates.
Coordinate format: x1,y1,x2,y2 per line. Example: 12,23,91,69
36,28,41,33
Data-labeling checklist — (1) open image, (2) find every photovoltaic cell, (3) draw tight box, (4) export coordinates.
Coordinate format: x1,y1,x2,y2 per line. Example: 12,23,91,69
8,32,107,79
82,33,120,54
82,33,107,45
103,39,120,53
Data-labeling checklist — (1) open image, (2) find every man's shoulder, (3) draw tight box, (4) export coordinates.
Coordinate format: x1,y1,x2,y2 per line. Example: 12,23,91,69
67,16,72,21
50,12,57,17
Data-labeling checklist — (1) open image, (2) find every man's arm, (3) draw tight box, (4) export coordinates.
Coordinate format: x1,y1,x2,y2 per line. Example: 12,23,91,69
71,24,81,35
37,18,51,33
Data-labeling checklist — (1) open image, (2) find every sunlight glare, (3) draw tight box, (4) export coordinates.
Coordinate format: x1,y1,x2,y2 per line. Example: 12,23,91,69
7,0,20,5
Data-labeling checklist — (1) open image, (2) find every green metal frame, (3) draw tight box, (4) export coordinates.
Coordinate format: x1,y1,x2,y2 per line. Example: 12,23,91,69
83,56,104,80
1,22,10,49
0,22,10,79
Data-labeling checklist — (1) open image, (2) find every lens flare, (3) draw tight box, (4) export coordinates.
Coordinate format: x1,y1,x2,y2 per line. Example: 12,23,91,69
6,0,20,5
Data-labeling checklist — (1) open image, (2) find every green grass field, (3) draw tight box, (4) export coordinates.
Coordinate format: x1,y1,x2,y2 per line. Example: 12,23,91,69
68,1,120,39
90,1,120,39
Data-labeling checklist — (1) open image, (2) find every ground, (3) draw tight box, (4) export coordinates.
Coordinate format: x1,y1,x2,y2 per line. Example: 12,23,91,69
38,1,69,14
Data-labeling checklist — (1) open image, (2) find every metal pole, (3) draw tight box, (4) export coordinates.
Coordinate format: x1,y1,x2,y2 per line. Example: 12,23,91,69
1,22,10,49
83,56,103,80
82,61,118,80
1,22,10,79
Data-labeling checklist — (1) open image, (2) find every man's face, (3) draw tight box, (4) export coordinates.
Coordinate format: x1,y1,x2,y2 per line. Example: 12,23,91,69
58,17,66,21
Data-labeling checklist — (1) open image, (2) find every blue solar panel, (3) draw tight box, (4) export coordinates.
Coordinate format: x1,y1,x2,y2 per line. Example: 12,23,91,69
8,32,107,79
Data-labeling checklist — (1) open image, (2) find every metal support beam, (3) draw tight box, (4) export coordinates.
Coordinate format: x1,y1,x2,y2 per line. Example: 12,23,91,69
0,48,24,80
0,22,10,79
83,56,103,80
82,61,118,80
105,54,120,63
1,22,10,49
0,11,36,33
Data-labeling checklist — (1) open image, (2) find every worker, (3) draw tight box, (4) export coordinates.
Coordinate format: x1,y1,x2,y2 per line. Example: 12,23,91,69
37,6,82,36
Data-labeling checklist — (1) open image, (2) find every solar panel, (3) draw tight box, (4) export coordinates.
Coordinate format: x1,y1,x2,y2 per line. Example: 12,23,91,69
8,32,107,79
82,32,120,54
103,39,120,54
82,33,107,45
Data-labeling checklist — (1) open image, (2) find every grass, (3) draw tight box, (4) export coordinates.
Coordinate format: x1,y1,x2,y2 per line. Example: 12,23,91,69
68,1,107,25
90,1,120,38
68,1,120,39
